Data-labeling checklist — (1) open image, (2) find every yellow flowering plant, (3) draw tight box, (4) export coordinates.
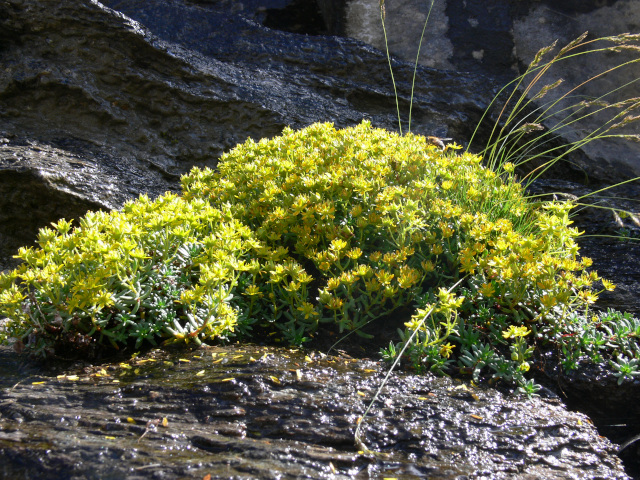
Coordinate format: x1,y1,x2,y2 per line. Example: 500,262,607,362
181,121,630,389
0,122,637,392
0,193,255,357
182,122,532,342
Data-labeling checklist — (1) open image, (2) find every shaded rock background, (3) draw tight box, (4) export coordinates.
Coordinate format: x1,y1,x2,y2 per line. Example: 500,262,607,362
0,0,639,477
346,0,640,183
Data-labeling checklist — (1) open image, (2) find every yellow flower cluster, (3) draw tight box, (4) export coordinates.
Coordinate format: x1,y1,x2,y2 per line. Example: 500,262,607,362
0,121,610,361
0,193,254,355
182,121,602,343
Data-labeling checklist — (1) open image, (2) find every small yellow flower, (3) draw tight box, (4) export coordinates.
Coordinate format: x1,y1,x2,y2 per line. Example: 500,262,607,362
318,261,331,272
439,342,455,358
540,294,557,309
581,257,594,268
577,290,599,304
439,223,454,239
353,264,372,277
502,325,531,339
375,270,395,286
325,296,344,311
421,260,435,272
382,285,399,298
356,217,368,228
326,277,341,291
329,238,348,253
283,281,301,293
478,282,495,298
397,266,420,289
370,251,383,262
296,272,314,284
601,279,616,292
350,204,363,217
364,278,381,292
381,251,397,265
339,272,359,286
296,302,318,320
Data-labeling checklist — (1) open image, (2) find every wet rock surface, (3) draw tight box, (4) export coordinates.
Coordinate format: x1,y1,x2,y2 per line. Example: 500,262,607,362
0,345,630,479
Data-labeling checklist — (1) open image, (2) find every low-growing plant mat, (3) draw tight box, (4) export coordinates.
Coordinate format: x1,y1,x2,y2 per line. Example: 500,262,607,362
2,121,637,395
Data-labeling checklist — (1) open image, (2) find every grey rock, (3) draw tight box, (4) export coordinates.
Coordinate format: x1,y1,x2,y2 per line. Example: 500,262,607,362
0,345,630,479
345,0,640,183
